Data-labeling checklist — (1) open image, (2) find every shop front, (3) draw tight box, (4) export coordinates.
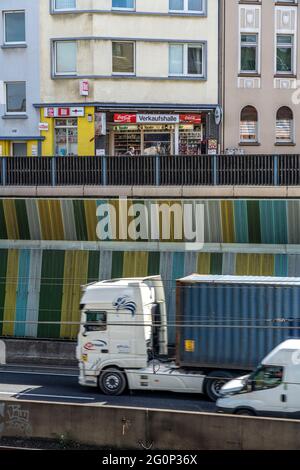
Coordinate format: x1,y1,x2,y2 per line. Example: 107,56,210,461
106,112,206,156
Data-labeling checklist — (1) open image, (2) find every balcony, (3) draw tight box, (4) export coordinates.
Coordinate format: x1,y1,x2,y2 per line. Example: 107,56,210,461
1,154,300,198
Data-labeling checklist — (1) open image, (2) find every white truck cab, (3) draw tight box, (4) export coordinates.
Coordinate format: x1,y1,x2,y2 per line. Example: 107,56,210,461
216,339,300,418
76,276,206,396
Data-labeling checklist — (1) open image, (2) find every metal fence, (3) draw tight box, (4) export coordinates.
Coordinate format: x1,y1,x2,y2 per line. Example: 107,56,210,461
1,154,300,186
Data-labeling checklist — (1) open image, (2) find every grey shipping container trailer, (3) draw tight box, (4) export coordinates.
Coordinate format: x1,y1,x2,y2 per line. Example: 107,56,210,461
176,275,300,370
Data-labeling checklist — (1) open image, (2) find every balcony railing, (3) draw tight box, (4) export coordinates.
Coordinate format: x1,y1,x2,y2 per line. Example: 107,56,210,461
1,154,300,186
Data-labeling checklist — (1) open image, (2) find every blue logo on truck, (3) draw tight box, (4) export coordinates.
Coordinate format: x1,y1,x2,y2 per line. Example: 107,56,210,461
113,296,137,317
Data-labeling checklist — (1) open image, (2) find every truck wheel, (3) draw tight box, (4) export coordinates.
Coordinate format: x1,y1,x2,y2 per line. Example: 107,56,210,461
204,371,234,401
99,368,127,396
235,409,255,416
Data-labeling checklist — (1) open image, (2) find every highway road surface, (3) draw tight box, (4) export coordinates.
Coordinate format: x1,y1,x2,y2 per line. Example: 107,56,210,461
0,364,215,412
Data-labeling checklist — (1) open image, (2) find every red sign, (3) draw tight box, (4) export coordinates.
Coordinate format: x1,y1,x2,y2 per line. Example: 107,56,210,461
179,114,202,124
114,113,202,124
114,113,137,124
58,108,70,117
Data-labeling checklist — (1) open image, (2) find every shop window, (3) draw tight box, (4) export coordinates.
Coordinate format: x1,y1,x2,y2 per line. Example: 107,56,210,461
54,0,76,10
4,11,25,45
276,107,293,143
55,118,78,156
54,41,77,75
112,0,135,10
240,106,258,143
6,82,26,114
112,41,135,74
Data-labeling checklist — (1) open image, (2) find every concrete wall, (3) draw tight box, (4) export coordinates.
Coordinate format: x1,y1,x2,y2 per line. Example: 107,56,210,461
223,0,300,154
2,339,76,366
0,0,40,141
0,399,300,449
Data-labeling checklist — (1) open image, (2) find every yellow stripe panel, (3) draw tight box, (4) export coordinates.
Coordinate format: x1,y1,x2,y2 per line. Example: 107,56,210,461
197,253,211,274
60,251,89,339
3,200,19,240
3,250,19,336
236,254,275,276
38,201,64,240
221,201,235,243
84,200,97,241
123,252,149,277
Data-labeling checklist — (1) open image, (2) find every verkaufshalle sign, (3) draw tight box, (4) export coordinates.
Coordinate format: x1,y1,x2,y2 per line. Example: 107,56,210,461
137,114,180,123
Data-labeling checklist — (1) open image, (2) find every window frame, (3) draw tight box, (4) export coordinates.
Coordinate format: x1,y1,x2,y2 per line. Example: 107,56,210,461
52,0,77,12
239,105,258,143
3,10,26,46
54,40,78,76
112,40,136,75
169,43,205,78
5,81,27,115
111,0,135,11
84,310,108,333
240,33,258,74
276,106,294,143
169,0,205,14
276,34,294,75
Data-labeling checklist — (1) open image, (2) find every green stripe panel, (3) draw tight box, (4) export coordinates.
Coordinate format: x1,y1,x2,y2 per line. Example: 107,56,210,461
15,200,31,240
247,201,261,244
0,201,8,239
148,252,160,276
210,253,223,275
38,250,65,339
111,252,124,278
73,200,88,241
87,251,100,283
0,250,8,335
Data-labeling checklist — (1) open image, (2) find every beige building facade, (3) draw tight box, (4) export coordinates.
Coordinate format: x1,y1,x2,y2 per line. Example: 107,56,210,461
37,0,221,157
222,0,300,155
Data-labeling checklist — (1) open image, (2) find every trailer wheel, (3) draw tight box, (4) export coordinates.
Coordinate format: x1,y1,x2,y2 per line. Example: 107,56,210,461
204,371,234,401
99,368,127,396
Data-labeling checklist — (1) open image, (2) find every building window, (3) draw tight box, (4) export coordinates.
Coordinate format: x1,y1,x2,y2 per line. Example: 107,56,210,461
53,0,76,10
240,34,258,73
169,0,204,13
55,118,78,156
169,44,204,77
3,11,25,45
112,41,135,74
276,35,293,74
276,107,293,143
240,106,258,142
6,82,26,114
54,41,77,75
112,0,135,10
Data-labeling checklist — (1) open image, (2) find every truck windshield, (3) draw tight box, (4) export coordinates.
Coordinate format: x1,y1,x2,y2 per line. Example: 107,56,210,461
249,365,284,391
84,311,107,332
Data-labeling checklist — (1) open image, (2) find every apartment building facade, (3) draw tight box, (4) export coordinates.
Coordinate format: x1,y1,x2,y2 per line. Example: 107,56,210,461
222,0,300,154
37,0,221,157
0,0,41,157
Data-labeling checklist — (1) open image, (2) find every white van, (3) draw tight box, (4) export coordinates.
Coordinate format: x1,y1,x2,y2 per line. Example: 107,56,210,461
216,340,300,418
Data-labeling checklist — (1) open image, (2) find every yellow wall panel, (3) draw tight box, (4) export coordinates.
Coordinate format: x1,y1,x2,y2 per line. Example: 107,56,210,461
123,252,148,278
236,254,275,276
84,200,97,241
78,107,95,156
221,201,235,243
3,200,19,240
197,253,211,274
3,250,19,336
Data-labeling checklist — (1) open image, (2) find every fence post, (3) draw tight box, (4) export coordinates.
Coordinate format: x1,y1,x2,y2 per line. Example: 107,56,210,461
51,157,56,187
155,154,161,186
102,155,107,186
1,158,6,186
273,155,279,186
213,154,218,185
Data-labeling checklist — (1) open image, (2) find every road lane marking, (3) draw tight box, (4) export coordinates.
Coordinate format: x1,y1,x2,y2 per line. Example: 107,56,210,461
0,390,98,401
0,370,78,377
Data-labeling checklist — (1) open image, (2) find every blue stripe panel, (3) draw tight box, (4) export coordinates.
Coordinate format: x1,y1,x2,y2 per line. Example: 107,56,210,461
275,255,288,277
234,201,249,243
260,201,288,244
14,250,30,337
25,250,42,337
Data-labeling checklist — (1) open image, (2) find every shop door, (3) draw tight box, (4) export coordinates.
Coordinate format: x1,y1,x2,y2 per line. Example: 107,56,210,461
12,142,27,157
143,133,171,155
